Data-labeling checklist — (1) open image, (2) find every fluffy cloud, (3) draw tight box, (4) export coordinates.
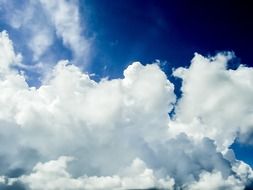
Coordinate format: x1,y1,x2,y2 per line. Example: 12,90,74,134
11,156,174,190
0,31,22,72
187,171,244,190
0,31,252,190
170,52,253,150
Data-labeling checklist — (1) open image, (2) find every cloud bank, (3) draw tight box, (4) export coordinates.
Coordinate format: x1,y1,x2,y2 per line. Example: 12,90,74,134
0,29,253,190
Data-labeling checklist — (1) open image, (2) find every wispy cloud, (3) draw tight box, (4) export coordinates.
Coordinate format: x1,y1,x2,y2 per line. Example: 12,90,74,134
0,0,90,64
39,0,90,62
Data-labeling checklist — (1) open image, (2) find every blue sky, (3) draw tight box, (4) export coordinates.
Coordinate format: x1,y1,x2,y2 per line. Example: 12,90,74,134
0,0,253,189
84,0,252,75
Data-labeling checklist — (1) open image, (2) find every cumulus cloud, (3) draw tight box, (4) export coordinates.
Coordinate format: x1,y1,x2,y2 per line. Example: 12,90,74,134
9,156,174,190
0,31,252,190
0,31,22,72
187,171,244,190
170,52,253,150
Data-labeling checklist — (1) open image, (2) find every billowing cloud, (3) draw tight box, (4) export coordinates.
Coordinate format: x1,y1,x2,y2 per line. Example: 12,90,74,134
170,52,253,150
9,156,174,190
0,31,252,190
0,31,22,72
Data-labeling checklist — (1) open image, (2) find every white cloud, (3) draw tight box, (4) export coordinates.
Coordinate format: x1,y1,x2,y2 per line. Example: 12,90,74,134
0,0,54,61
170,52,253,150
39,0,90,61
0,0,89,63
0,31,252,189
28,28,54,61
13,157,175,190
187,171,244,190
0,31,22,72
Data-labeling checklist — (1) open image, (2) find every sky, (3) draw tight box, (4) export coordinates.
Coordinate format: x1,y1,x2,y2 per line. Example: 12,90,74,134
0,0,253,189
